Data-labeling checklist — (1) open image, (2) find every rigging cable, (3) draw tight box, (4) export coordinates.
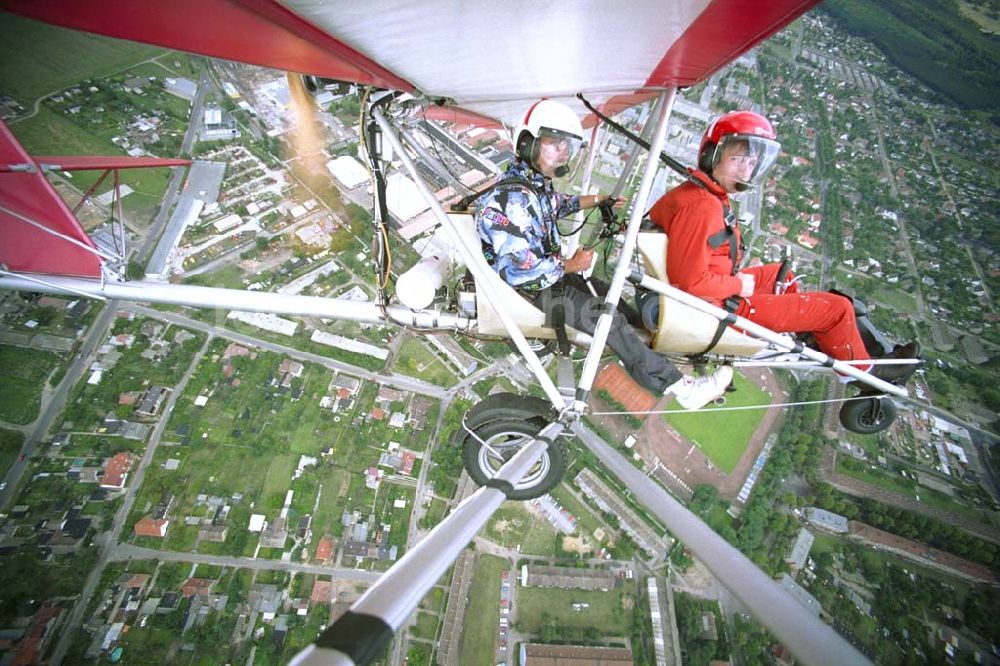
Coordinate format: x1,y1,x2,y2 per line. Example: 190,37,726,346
589,393,884,417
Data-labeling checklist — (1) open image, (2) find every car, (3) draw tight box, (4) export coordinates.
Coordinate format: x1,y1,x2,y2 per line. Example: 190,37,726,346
18,454,26,462
0,482,7,491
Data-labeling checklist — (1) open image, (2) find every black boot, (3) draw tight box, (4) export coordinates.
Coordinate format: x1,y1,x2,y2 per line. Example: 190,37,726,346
871,341,921,385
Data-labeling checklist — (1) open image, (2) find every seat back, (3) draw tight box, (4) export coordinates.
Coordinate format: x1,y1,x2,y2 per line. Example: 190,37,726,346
450,214,591,344
635,232,770,355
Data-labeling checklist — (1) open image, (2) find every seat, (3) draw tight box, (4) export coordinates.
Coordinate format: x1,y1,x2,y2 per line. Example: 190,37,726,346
635,232,779,356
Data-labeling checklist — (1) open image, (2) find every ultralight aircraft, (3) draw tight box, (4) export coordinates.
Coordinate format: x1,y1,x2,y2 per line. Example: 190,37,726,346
0,1,920,663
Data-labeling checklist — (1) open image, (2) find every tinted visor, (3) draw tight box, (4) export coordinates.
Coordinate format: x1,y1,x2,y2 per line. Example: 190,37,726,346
532,126,585,179
717,134,780,189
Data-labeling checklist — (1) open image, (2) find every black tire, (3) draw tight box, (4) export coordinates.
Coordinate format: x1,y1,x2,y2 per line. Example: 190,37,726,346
455,393,565,500
839,396,897,434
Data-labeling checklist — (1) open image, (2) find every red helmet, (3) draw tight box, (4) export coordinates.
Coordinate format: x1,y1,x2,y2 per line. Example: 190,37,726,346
698,111,780,191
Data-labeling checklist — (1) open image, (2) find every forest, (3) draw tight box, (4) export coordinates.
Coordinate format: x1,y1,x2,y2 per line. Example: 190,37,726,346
823,0,999,110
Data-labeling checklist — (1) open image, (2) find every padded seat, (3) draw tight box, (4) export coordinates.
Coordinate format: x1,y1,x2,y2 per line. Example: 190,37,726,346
635,232,776,356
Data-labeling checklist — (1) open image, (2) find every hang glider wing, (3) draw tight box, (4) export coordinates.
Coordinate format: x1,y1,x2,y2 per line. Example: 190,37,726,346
2,0,821,127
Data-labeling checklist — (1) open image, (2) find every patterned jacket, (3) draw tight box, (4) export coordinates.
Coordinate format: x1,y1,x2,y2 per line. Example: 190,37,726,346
475,160,581,292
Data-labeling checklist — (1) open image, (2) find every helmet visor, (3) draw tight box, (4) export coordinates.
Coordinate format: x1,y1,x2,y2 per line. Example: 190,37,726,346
717,134,780,190
531,126,585,179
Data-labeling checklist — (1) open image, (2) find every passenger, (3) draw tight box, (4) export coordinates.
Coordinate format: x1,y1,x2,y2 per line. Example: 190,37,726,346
648,110,918,383
476,99,732,409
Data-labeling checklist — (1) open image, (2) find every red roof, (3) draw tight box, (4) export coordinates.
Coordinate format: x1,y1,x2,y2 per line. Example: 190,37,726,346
181,577,215,598
10,603,62,666
400,452,416,476
371,407,385,420
311,580,333,603
316,536,334,562
101,451,133,489
134,516,168,538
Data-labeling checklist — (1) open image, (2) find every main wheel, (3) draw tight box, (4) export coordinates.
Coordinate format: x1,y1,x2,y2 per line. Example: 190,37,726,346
455,393,565,500
839,396,897,434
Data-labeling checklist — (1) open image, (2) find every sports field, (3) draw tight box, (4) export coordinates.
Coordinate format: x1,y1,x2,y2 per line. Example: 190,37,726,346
663,371,770,474
0,14,166,104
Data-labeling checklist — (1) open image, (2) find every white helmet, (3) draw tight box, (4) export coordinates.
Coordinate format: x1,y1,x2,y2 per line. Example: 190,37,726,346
514,99,586,179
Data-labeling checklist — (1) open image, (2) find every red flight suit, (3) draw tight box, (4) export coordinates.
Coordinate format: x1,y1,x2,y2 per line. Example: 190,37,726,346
648,170,871,365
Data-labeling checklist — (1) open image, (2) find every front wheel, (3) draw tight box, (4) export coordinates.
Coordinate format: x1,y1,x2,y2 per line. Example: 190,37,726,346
839,396,897,434
455,393,565,500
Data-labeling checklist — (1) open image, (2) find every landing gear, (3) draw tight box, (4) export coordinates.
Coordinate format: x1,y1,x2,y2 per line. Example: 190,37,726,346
839,395,897,434
455,393,566,500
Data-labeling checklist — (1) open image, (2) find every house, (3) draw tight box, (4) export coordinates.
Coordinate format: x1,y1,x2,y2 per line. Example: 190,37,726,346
135,386,170,418
310,580,334,603
134,516,169,538
260,516,288,549
198,525,228,543
100,452,134,490
181,577,215,598
315,535,334,563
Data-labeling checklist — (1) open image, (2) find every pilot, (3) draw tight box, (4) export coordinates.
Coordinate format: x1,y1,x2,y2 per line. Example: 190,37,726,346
648,110,919,383
476,99,733,409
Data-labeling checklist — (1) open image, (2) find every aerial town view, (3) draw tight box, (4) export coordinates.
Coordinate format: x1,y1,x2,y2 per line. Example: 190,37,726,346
0,1,998,665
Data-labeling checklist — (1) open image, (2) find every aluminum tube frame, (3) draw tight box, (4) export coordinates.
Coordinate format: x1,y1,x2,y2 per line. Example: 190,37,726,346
0,275,473,330
634,273,908,398
570,420,870,666
372,107,565,408
577,90,675,394
609,97,662,200
290,422,565,666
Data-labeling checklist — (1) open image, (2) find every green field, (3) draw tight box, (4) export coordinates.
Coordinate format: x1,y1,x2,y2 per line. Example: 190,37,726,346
0,14,168,104
0,428,25,479
664,371,770,474
393,337,460,388
516,584,634,636
0,344,62,425
457,554,505,665
10,106,174,221
485,503,561,557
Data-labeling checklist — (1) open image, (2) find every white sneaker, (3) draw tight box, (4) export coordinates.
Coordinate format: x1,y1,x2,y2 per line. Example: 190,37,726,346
666,366,734,410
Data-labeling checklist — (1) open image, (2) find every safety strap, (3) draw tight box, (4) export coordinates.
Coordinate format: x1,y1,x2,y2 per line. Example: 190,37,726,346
546,281,571,356
450,175,541,212
706,205,742,275
699,295,741,356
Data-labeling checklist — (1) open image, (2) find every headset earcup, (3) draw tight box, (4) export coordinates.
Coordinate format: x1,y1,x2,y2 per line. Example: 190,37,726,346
698,141,717,174
516,132,535,163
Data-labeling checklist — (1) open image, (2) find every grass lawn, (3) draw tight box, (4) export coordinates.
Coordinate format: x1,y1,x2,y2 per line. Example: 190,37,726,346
0,14,167,104
485,503,560,557
516,585,634,635
871,286,918,314
182,263,249,290
457,554,505,666
411,611,440,641
0,429,25,479
811,532,841,555
393,337,459,388
836,458,916,497
549,484,604,542
663,371,769,474
0,345,62,425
